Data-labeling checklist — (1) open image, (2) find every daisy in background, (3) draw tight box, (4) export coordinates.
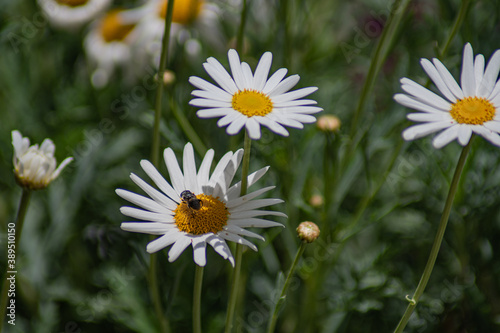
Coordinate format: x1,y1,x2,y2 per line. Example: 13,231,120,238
395,43,500,148
135,0,224,66
12,130,73,190
84,8,142,88
38,0,111,29
117,143,285,267
189,49,323,140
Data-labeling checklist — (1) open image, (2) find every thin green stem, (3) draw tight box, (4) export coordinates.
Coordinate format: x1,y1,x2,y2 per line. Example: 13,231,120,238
225,132,252,333
148,2,175,333
438,0,472,59
236,0,248,54
151,0,175,167
193,265,204,333
0,189,31,332
267,242,307,333
393,137,474,333
170,97,207,156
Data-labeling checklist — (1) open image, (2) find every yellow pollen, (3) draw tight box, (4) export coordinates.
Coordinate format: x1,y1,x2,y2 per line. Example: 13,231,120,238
174,194,229,235
232,90,273,117
100,10,136,42
159,0,204,25
450,97,496,125
55,0,88,7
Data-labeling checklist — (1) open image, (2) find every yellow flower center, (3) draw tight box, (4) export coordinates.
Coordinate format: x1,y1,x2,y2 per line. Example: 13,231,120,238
174,194,229,235
55,0,89,7
450,97,496,125
232,90,274,117
159,0,204,25
100,10,136,42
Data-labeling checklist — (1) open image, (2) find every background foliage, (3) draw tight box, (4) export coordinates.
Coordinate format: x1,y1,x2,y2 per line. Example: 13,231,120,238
1,0,500,332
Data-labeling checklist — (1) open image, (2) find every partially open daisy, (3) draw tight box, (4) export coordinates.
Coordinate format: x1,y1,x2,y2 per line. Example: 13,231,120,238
117,143,285,266
38,0,111,29
395,43,500,148
12,130,73,190
84,8,141,88
189,49,323,140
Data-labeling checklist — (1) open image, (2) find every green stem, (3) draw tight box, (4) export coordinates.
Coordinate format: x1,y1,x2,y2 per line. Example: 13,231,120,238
236,0,248,54
193,265,204,333
225,132,252,333
151,0,175,167
0,189,31,332
148,2,175,333
438,0,471,59
267,242,307,333
393,137,474,333
170,97,207,156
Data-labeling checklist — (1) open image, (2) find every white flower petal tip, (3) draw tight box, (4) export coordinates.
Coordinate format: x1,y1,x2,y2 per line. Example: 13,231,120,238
11,130,73,190
117,142,285,265
38,0,112,29
189,49,322,139
395,43,500,148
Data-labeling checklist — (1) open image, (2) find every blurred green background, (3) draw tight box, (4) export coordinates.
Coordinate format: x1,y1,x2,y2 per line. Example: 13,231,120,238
1,0,500,332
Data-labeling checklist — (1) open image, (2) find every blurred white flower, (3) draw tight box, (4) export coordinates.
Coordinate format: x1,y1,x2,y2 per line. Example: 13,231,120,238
117,143,285,266
84,8,142,88
12,130,73,190
189,49,323,139
38,0,111,29
395,43,500,148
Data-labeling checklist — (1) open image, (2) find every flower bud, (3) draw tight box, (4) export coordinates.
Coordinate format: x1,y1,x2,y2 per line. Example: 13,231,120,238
309,194,324,207
12,130,73,190
296,221,320,243
317,115,341,132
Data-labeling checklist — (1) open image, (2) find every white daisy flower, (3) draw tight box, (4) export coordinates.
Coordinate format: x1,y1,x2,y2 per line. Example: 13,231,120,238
117,143,285,267
84,8,142,88
135,0,223,66
189,49,323,140
12,130,73,190
394,43,500,148
38,0,111,29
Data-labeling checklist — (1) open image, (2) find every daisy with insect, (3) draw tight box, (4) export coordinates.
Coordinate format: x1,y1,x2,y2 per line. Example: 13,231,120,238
117,143,285,267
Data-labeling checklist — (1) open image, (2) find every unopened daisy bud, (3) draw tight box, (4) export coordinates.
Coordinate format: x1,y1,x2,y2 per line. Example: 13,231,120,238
317,115,341,132
309,194,324,207
296,221,320,243
12,131,73,190
162,69,176,85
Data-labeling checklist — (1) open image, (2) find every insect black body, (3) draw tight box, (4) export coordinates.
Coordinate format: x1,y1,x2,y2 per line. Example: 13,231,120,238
180,190,203,210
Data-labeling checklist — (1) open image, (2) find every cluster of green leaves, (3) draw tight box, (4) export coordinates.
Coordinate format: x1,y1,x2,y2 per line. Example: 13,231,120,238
1,0,500,332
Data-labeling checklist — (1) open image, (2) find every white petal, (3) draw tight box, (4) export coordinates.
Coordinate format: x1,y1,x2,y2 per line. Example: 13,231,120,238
192,237,207,266
229,217,285,228
116,189,172,214
182,143,199,193
241,62,254,89
479,50,500,97
253,52,273,91
406,112,452,122
267,75,300,97
168,236,192,262
218,231,258,251
233,198,283,211
120,222,175,234
461,43,476,97
432,58,464,100
197,108,233,118
256,116,291,135
223,225,265,241
228,49,246,90
120,206,171,222
262,68,288,94
483,120,500,133
402,121,453,141
226,167,270,200
226,117,247,135
203,59,238,94
273,105,323,114
197,149,214,189
51,157,73,181
146,232,180,253
457,125,473,145
218,112,242,127
420,58,457,103
271,86,318,104
472,125,500,146
164,148,185,195
226,186,275,209
191,89,232,102
190,98,232,108
189,76,233,99
432,125,460,148
245,117,262,139
229,210,287,219
474,54,485,95
139,160,180,205
208,151,233,187
394,94,449,113
206,235,234,266
277,99,318,107
400,78,451,110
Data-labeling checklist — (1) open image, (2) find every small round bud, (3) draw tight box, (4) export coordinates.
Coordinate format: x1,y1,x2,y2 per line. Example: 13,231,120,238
162,69,176,85
296,221,320,243
309,194,324,207
317,115,341,132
